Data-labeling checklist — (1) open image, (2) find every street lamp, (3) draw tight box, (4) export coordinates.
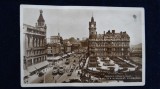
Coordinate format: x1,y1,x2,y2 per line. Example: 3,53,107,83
44,71,46,83
43,65,49,83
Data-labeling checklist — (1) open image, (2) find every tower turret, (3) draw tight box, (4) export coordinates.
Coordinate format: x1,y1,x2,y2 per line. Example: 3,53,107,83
89,16,96,39
37,10,45,27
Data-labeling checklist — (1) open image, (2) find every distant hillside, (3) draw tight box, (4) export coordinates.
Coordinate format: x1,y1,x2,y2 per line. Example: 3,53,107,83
130,43,142,48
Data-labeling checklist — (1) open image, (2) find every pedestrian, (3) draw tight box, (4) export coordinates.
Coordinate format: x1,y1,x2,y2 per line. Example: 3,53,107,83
55,80,57,83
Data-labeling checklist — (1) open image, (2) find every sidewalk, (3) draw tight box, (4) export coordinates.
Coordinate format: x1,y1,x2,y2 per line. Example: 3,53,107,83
27,66,53,83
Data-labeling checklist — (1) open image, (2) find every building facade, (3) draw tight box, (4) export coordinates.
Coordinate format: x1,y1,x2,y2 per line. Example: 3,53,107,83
88,16,130,67
47,45,53,56
23,10,48,75
131,47,142,57
64,41,72,53
48,33,63,56
50,33,62,44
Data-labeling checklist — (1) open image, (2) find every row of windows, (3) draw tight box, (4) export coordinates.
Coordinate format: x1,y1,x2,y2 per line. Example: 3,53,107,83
96,52,129,56
26,36,46,48
27,50,46,57
27,56,47,66
27,28,45,35
89,48,129,51
51,40,60,43
89,38,129,41
90,44,129,47
90,42,129,45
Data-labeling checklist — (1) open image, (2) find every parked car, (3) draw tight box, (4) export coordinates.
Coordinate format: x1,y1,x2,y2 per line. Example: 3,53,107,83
38,72,44,77
69,79,81,83
103,62,108,66
59,66,65,74
71,66,75,71
65,59,70,64
70,68,74,72
67,70,72,76
52,66,58,74
73,63,76,66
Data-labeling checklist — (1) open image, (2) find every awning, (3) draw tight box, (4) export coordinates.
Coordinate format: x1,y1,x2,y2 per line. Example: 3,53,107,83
88,67,100,72
67,53,72,55
47,56,61,61
47,57,54,60
28,65,36,72
34,61,49,69
53,56,62,60
62,54,67,57
100,66,110,71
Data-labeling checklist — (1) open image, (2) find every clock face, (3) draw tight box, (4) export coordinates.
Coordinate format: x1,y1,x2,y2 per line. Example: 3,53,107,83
91,24,94,27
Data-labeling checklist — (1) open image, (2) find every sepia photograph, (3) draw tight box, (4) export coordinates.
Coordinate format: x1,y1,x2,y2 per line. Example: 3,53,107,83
20,5,145,87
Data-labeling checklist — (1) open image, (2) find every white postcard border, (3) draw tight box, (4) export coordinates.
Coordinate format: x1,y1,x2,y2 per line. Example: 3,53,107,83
20,5,145,87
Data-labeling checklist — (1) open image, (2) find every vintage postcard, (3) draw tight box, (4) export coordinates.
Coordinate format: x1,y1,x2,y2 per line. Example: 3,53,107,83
20,5,145,87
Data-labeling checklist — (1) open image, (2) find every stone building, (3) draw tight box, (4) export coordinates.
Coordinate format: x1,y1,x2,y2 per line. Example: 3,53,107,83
88,16,130,67
130,44,142,57
22,10,48,75
50,33,62,44
64,41,72,53
49,33,63,56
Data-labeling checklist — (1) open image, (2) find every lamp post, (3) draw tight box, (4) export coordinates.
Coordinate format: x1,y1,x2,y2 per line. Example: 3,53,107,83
43,71,45,83
43,65,49,83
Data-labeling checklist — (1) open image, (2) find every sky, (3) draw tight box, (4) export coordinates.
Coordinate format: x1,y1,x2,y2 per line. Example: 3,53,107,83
22,6,144,45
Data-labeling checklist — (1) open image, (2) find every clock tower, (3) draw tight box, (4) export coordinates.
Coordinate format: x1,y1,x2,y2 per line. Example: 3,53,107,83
89,16,97,39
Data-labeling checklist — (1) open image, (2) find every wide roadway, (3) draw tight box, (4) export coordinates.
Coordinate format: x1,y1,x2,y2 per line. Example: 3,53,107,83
32,54,82,83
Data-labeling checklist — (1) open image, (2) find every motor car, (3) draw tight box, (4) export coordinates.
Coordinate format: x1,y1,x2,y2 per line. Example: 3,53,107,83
103,62,108,66
62,81,67,83
70,68,74,72
103,62,115,66
67,70,72,76
69,79,81,83
38,72,44,77
65,59,70,64
52,66,58,74
39,80,44,83
73,63,76,66
59,66,65,74
71,66,75,71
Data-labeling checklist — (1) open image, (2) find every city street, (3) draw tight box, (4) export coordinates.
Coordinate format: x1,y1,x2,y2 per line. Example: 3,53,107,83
31,53,82,83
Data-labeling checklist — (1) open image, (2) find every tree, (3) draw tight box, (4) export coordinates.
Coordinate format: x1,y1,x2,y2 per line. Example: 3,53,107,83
68,37,76,43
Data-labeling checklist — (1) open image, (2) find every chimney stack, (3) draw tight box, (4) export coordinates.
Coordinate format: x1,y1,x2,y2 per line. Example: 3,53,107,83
108,30,110,33
112,30,115,34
